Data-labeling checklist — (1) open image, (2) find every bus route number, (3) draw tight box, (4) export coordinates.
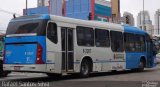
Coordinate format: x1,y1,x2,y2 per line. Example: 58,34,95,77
83,49,91,54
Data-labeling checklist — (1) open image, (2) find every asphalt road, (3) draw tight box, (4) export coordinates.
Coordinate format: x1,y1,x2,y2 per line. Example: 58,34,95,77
0,66,160,87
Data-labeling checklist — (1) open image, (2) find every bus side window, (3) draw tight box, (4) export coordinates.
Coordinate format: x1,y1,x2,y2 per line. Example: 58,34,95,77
124,33,135,52
47,22,58,44
76,26,94,46
135,35,145,52
95,29,110,47
110,31,124,52
140,35,146,52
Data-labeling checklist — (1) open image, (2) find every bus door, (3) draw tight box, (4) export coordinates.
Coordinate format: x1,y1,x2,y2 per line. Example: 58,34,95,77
61,27,74,72
146,35,154,67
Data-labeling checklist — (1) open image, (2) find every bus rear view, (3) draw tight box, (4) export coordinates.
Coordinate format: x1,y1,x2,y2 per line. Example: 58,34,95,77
3,15,49,72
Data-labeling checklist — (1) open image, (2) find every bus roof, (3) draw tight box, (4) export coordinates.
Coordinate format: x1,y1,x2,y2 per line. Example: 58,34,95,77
123,25,148,35
50,15,124,32
10,14,50,22
9,14,148,35
50,15,148,35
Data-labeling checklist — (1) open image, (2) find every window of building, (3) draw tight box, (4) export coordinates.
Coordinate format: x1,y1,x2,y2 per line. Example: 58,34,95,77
77,26,94,46
47,22,58,44
124,33,135,52
110,31,124,52
95,29,110,47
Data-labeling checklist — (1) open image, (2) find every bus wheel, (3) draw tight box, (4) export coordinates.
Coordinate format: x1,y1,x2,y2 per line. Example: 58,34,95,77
80,59,91,78
138,60,145,72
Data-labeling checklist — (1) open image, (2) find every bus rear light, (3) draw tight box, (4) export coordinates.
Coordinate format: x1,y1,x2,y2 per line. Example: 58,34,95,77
36,44,44,64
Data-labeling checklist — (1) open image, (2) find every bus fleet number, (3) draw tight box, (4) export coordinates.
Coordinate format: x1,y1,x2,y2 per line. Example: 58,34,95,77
83,49,91,54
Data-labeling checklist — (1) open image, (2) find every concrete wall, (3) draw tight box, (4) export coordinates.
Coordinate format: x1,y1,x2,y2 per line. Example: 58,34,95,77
111,0,120,23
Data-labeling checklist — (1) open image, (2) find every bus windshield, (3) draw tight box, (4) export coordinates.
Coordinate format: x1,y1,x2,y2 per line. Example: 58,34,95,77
6,20,48,36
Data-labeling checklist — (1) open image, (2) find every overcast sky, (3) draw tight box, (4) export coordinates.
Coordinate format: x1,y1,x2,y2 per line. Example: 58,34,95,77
0,0,160,30
0,0,37,30
121,0,160,26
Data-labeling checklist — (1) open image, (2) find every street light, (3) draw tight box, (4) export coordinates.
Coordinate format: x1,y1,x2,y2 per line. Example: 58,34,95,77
159,12,160,35
26,0,28,15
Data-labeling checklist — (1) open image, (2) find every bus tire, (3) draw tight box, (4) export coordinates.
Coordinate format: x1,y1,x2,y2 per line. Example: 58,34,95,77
138,59,145,72
80,59,91,78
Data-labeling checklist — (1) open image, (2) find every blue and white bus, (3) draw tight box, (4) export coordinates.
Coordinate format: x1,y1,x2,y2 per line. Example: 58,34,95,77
3,14,155,77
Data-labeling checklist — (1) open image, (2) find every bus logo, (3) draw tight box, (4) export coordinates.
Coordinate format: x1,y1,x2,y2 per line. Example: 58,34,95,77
6,50,12,55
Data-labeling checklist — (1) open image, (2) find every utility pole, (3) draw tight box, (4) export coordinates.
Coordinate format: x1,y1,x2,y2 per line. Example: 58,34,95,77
26,0,28,15
158,12,160,35
142,0,145,30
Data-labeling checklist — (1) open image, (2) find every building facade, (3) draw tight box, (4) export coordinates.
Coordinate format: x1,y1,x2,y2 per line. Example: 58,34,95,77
111,0,120,23
154,9,160,36
25,0,112,22
24,0,49,15
64,0,112,21
24,6,49,15
50,0,63,16
37,0,49,7
137,11,153,35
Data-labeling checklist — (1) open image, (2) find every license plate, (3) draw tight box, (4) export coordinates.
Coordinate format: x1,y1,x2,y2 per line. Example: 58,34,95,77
14,66,20,70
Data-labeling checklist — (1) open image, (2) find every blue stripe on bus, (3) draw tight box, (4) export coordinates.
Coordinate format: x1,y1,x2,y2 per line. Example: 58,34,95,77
74,61,125,64
46,61,125,64
93,61,125,63
46,63,55,64
74,62,81,64
47,62,80,64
